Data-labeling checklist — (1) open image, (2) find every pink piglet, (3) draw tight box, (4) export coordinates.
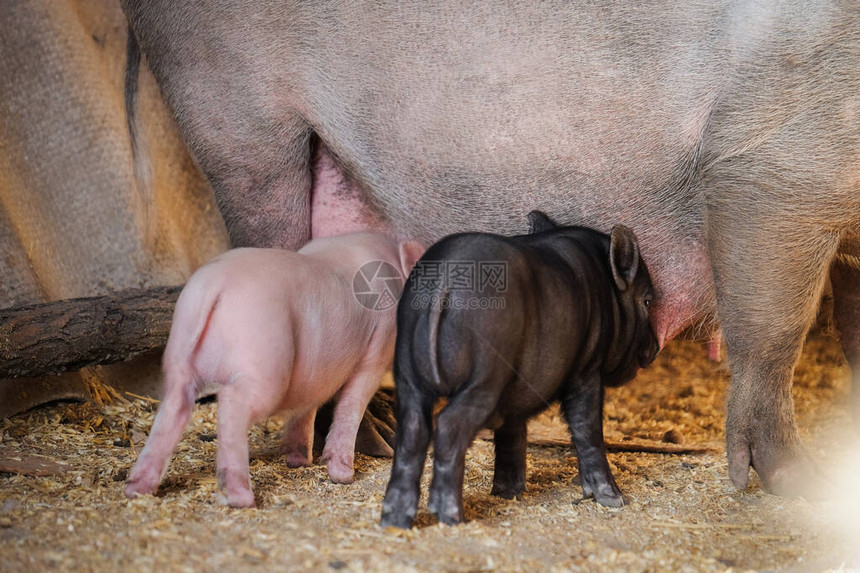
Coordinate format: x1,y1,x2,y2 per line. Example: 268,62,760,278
125,232,424,507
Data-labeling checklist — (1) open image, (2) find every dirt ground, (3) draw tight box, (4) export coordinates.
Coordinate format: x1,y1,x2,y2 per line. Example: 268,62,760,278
1,333,857,572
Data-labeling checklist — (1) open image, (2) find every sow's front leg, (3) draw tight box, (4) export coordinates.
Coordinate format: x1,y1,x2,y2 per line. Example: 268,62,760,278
707,198,838,498
831,256,860,432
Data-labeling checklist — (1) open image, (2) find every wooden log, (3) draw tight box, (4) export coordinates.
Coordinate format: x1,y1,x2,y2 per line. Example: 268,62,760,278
528,435,718,455
478,429,718,455
0,286,181,379
0,286,406,458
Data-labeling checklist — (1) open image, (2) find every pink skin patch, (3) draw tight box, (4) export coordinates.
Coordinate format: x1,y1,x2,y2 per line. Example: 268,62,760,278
310,145,386,239
707,331,723,362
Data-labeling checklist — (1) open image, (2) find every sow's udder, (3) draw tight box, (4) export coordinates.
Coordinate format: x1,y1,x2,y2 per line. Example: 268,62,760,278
310,145,387,239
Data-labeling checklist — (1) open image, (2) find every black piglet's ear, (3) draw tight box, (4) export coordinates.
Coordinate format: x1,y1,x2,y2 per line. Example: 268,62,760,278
528,210,557,234
609,225,640,291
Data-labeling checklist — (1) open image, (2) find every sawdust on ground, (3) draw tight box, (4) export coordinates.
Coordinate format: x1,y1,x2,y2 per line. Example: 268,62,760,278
0,334,856,572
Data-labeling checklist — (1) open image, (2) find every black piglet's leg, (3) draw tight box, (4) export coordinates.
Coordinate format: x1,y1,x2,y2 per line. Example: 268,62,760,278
380,383,434,529
491,417,528,500
428,384,505,525
561,377,623,507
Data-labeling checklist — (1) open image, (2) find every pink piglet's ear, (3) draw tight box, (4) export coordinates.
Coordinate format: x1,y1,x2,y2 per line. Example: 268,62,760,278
398,240,426,280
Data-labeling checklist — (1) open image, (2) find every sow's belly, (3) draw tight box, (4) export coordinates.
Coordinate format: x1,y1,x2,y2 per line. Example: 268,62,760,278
308,133,713,349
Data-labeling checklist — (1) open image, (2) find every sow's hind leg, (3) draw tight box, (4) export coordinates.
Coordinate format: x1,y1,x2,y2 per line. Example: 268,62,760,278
707,198,838,499
187,106,317,250
831,253,860,432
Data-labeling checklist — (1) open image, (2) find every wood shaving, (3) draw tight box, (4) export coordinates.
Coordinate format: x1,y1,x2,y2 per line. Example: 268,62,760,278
0,336,854,571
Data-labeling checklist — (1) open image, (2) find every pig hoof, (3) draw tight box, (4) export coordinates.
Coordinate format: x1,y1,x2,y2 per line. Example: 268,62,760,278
380,510,414,530
326,463,355,484
582,481,624,508
428,493,463,525
218,489,256,508
283,449,312,468
728,441,753,490
380,489,418,529
490,483,524,500
593,491,625,508
728,436,831,500
322,451,356,484
436,511,464,526
230,495,257,509
125,463,162,498
217,468,256,507
761,459,831,501
124,480,157,499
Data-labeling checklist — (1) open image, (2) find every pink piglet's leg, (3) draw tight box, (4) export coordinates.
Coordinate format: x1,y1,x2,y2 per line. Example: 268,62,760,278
125,369,195,498
321,368,387,484
215,381,261,508
281,408,317,468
